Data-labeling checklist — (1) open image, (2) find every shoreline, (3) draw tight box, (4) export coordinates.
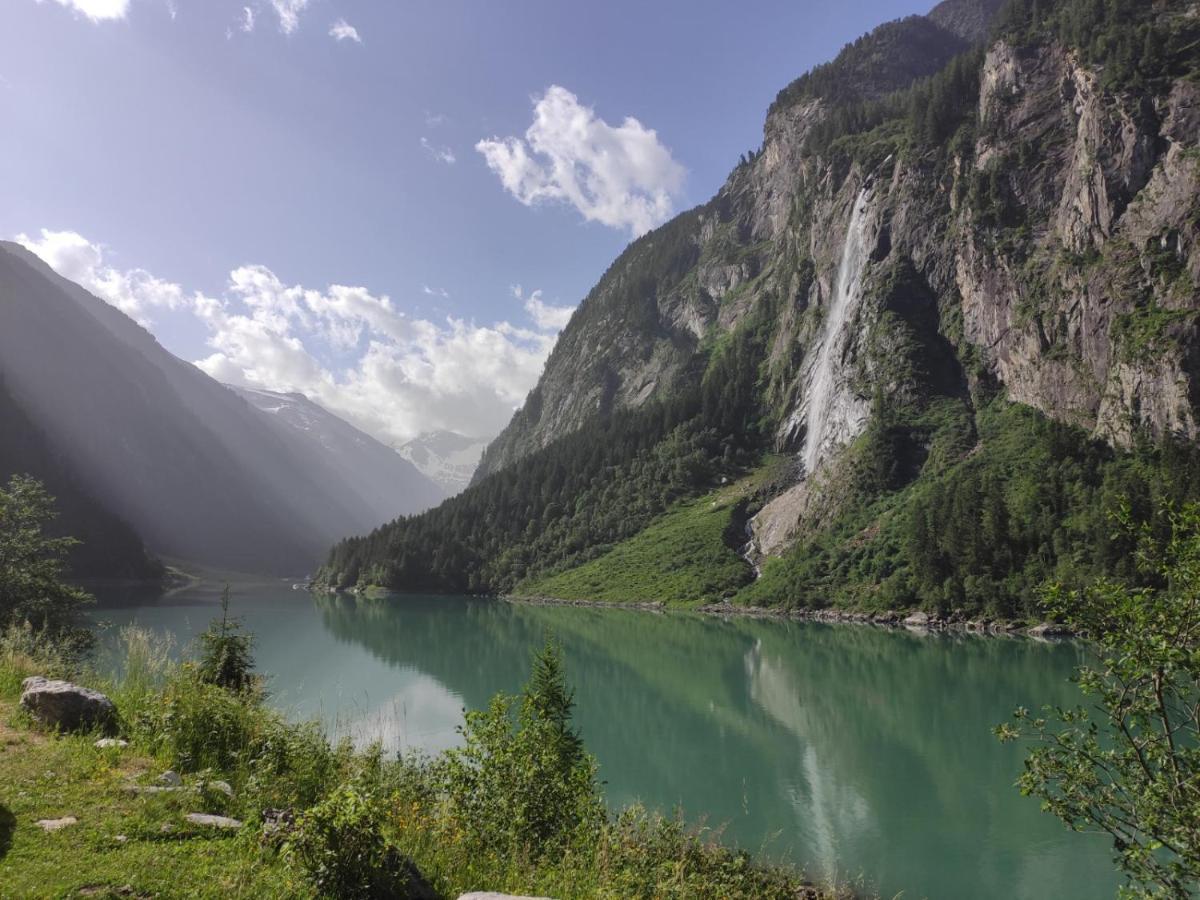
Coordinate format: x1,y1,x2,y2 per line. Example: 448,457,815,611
502,594,1075,638
312,583,1074,639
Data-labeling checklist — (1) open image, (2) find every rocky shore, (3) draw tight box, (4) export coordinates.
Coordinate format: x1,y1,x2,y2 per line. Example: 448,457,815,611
506,594,1074,638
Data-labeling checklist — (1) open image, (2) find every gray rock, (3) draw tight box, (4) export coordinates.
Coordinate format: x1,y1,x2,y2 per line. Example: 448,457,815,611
126,785,182,795
1028,622,1072,638
34,816,77,831
457,894,556,900
903,611,933,628
157,770,183,787
20,677,115,733
201,779,233,797
185,813,243,830
94,738,128,749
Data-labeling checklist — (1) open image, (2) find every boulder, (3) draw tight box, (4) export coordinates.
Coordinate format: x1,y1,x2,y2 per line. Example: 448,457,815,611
1028,622,1072,638
903,611,933,629
157,770,183,787
201,779,233,797
20,677,115,732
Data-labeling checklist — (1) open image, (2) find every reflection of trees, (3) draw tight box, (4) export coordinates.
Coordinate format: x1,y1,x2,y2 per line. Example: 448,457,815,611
311,594,1115,899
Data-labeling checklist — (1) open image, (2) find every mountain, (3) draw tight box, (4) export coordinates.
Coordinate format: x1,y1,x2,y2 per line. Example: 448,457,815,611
320,0,1200,616
0,375,164,582
397,431,487,496
0,242,432,575
231,387,445,521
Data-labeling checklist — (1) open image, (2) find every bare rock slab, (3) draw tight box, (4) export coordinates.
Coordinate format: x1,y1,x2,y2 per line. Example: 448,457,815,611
35,816,78,832
20,677,115,732
184,813,243,830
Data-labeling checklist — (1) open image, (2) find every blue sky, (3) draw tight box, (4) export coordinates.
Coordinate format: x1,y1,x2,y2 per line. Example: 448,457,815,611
3,0,933,444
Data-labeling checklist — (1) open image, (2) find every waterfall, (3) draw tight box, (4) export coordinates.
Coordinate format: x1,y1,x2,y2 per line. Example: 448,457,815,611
801,187,873,476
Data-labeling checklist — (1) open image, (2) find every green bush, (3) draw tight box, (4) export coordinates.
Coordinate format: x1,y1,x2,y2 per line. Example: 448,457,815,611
287,784,421,900
437,640,605,861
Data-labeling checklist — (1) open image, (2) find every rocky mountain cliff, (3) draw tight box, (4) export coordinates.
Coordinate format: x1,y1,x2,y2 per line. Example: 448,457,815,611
475,0,1199,541
323,0,1200,612
397,431,487,496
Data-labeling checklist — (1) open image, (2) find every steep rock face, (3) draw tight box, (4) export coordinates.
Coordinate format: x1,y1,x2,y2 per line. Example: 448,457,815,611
475,1,1199,561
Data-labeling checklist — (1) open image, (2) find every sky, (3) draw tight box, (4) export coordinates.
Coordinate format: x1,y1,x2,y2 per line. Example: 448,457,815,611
3,0,934,447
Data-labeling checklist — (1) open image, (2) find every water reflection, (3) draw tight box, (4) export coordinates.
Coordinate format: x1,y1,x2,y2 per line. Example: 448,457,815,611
92,584,1118,900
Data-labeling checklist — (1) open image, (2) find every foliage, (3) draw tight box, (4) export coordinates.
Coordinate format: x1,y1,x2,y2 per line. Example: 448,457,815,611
437,639,605,860
286,784,413,900
198,584,256,692
0,474,93,647
739,400,1200,618
998,504,1200,896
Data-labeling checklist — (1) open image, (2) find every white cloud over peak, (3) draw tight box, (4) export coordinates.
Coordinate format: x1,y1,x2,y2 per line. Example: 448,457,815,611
420,137,456,165
270,0,308,34
513,285,574,331
476,85,685,237
19,230,565,445
329,18,361,43
39,0,129,22
16,229,185,323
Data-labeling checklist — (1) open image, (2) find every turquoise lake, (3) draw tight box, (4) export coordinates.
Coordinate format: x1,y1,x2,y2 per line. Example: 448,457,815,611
92,578,1121,900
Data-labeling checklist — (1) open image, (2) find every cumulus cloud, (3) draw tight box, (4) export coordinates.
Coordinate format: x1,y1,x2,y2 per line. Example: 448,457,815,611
420,137,456,165
513,285,574,331
476,85,685,237
19,230,566,445
16,229,185,323
39,0,129,22
270,0,308,34
329,18,361,43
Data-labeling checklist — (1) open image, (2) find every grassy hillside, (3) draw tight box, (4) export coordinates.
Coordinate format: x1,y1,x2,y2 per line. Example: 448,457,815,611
515,473,769,605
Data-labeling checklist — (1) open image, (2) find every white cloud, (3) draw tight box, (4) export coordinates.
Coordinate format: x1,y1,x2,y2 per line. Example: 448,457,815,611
420,137,456,165
476,85,685,237
422,285,449,298
328,18,361,43
424,111,449,129
239,6,255,33
19,229,567,445
39,0,129,22
513,285,573,331
270,0,308,34
16,229,185,323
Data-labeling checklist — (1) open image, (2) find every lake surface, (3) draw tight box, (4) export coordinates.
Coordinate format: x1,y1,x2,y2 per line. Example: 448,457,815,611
91,578,1120,900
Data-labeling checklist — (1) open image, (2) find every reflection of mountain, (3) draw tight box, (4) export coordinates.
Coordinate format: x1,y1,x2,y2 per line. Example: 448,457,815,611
312,594,1116,899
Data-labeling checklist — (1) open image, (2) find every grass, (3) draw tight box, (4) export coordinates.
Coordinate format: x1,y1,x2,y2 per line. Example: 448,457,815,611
0,699,308,899
515,474,763,606
0,625,844,900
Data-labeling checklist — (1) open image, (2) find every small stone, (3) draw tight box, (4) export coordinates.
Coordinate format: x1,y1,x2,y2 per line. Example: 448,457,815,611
157,770,183,787
35,816,78,831
127,785,182,795
115,834,128,843
457,894,556,900
159,823,175,834
202,779,233,797
95,738,128,749
185,813,243,830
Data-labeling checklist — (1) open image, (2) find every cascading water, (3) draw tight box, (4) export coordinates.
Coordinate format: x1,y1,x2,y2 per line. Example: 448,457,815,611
801,186,873,476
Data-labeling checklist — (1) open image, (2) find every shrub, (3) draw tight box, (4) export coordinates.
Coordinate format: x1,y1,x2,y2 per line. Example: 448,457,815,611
437,639,604,860
286,784,425,899
198,584,255,692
